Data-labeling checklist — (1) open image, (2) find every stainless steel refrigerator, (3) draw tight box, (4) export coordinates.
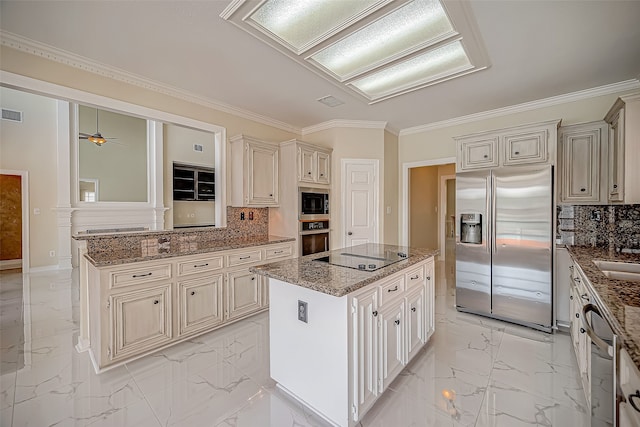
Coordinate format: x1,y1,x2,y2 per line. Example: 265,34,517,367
455,165,553,332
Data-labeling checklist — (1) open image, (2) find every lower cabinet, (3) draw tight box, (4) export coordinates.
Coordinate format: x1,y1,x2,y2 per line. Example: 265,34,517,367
406,286,426,362
178,274,223,336
379,299,405,390
569,260,592,405
226,269,262,320
110,284,173,361
352,288,379,415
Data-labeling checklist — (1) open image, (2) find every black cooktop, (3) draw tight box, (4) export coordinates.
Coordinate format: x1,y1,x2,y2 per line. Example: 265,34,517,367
313,245,409,271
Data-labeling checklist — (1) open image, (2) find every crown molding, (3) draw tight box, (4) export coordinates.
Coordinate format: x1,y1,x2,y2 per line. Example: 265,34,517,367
399,79,640,136
302,119,397,135
0,30,301,135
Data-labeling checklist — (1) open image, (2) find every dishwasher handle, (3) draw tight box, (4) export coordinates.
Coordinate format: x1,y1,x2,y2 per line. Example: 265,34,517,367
581,303,614,358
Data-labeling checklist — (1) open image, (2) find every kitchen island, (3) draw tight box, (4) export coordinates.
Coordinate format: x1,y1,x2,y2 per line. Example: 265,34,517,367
251,243,437,427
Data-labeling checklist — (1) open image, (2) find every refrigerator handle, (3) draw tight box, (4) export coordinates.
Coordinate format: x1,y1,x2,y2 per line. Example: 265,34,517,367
490,173,497,254
486,174,492,255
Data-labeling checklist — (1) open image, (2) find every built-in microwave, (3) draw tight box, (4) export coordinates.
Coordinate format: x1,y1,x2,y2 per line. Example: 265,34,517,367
299,187,329,220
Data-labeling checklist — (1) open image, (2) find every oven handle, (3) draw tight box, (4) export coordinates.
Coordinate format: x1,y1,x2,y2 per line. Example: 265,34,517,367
581,303,613,358
300,230,330,236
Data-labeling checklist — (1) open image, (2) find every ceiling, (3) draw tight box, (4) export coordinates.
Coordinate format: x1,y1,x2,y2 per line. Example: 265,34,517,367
1,1,639,133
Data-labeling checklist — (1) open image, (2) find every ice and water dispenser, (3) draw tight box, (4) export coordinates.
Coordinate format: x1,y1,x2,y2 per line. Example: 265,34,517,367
460,213,482,244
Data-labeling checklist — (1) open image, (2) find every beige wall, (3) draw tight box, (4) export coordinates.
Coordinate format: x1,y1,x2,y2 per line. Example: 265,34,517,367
409,166,438,249
383,130,399,245
304,127,392,248
79,106,148,202
163,123,216,228
0,87,59,268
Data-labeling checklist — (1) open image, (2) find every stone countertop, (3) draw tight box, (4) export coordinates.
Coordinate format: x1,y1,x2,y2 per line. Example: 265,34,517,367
566,246,640,370
85,235,295,267
250,243,438,298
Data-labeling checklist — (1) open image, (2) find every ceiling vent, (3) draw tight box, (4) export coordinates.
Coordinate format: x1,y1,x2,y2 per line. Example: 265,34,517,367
2,109,23,123
317,95,345,107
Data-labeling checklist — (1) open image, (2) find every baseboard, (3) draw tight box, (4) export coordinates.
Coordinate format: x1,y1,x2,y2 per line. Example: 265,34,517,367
0,259,21,270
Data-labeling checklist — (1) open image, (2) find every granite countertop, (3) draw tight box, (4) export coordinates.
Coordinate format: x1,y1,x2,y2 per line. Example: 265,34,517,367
250,243,438,298
85,235,295,267
566,246,640,370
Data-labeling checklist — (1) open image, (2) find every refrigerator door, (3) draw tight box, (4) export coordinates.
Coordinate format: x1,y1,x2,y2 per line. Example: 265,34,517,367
455,170,491,315
491,166,553,328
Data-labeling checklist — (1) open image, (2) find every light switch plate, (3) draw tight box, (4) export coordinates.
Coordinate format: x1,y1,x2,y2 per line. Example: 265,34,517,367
298,300,308,323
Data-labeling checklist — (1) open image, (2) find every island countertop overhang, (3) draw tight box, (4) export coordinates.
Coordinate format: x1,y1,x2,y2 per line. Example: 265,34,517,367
250,243,438,297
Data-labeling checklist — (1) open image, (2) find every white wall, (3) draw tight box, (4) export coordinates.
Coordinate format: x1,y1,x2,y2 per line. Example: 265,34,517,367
0,87,59,268
383,130,399,245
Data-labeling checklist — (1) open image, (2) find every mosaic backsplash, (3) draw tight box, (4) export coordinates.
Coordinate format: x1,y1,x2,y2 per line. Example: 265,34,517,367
81,206,270,257
557,204,640,251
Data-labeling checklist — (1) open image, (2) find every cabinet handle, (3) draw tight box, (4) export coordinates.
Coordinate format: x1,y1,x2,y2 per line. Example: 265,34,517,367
372,310,378,317
581,293,589,301
573,277,580,283
251,277,256,281
411,307,416,313
387,286,399,293
308,171,312,175
410,274,419,280
483,154,488,159
426,276,431,280
269,194,273,197
190,291,195,296
133,272,152,278
613,184,618,189
570,295,573,300
239,256,251,260
576,313,580,318
580,327,586,334
580,188,586,192
194,263,209,268
629,390,640,413
394,319,400,325
153,300,159,304
274,250,283,254
320,173,324,177
569,265,574,271
514,151,520,155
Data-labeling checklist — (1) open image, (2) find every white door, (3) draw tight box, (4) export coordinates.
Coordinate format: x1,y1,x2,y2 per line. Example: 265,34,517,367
343,160,378,247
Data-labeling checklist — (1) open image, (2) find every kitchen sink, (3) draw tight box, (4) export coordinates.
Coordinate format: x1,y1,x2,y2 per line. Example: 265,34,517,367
593,260,640,282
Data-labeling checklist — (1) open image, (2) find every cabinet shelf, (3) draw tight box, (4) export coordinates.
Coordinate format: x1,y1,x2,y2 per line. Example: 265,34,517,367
173,163,215,201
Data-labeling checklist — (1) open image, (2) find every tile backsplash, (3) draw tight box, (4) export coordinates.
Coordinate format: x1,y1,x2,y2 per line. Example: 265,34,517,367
557,204,640,250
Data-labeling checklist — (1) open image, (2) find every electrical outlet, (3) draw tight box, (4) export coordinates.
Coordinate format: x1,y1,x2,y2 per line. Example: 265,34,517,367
49,250,55,257
591,210,602,222
249,211,254,220
240,212,245,220
298,300,308,323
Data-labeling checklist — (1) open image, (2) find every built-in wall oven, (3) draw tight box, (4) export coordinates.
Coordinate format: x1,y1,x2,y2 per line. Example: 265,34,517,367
300,187,329,220
300,220,329,256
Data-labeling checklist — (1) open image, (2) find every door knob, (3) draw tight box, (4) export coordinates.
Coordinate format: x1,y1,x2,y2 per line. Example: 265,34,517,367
348,232,353,235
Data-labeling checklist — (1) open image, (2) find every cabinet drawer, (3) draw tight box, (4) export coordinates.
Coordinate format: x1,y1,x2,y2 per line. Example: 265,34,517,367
177,255,224,276
379,276,405,307
405,265,425,288
109,263,172,289
265,244,292,260
227,249,263,267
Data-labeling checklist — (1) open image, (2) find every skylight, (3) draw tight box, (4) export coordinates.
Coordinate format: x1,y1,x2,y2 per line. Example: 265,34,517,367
221,0,489,103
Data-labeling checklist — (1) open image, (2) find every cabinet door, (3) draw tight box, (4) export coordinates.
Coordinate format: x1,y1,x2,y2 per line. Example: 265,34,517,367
247,143,279,206
317,152,330,184
425,261,435,338
458,137,499,171
379,300,405,391
178,275,223,336
299,147,316,183
352,288,378,420
405,287,425,363
608,110,624,202
560,126,602,203
226,269,262,320
503,129,548,165
110,284,172,360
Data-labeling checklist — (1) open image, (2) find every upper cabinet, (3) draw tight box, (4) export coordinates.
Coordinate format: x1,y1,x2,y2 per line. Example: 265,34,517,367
455,120,560,172
604,93,640,204
558,121,608,204
295,142,332,186
230,135,279,207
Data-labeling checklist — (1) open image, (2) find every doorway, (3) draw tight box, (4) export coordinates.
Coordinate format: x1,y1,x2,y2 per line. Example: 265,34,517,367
0,170,29,272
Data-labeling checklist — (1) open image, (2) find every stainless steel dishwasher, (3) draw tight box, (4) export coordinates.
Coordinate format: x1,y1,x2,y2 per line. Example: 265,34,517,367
582,303,622,426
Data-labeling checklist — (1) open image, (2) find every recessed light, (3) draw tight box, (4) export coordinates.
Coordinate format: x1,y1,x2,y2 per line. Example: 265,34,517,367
317,95,345,108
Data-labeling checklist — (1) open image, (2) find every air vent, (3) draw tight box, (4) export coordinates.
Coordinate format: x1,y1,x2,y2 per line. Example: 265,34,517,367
2,109,23,122
194,144,204,152
317,95,344,108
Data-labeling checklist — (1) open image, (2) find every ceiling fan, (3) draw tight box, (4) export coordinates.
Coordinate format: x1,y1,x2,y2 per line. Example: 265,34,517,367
79,109,117,146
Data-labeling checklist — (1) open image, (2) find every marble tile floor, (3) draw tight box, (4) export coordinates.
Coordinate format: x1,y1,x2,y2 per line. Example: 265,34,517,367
0,261,589,427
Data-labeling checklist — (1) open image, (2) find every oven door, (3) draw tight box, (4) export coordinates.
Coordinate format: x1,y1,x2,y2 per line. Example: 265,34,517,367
300,231,329,256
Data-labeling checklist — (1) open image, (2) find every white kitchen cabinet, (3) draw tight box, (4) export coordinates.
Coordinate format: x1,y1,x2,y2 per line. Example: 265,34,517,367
619,347,640,426
178,274,223,336
569,261,592,405
230,134,279,207
555,247,571,328
558,122,608,204
300,146,316,183
298,143,332,185
425,259,435,338
317,151,331,185
405,286,425,362
604,93,640,204
352,287,379,416
455,120,559,172
84,240,294,372
226,269,262,321
110,284,173,361
379,300,405,390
